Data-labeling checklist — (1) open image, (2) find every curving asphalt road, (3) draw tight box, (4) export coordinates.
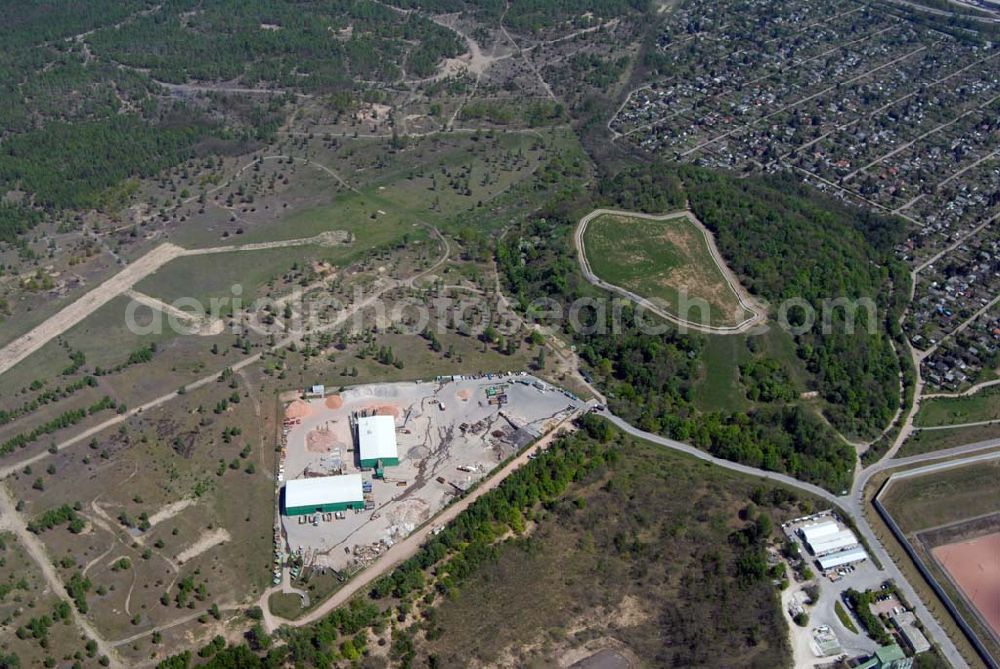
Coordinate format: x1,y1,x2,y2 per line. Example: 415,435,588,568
600,411,1000,669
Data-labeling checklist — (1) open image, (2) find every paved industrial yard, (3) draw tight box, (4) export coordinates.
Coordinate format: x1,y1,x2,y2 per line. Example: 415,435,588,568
781,512,883,663
277,374,584,575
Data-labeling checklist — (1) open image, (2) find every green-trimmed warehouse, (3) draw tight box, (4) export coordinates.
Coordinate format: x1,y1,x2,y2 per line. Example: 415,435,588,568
357,415,399,468
283,474,364,516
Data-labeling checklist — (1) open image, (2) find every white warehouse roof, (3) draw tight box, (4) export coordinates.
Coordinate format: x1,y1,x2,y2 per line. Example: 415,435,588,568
818,547,868,571
357,414,398,462
807,529,859,556
800,520,840,544
285,474,363,509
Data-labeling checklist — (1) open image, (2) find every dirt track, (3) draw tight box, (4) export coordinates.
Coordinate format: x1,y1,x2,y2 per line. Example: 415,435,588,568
0,243,185,377
0,229,355,379
0,483,124,668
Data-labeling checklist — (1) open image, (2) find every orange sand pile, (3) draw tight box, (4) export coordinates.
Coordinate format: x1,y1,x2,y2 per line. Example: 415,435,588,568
325,394,343,409
286,400,312,419
373,404,401,418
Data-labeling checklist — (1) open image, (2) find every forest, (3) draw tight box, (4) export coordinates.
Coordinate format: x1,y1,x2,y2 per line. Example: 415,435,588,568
0,0,464,226
85,0,463,89
680,167,908,439
497,188,859,491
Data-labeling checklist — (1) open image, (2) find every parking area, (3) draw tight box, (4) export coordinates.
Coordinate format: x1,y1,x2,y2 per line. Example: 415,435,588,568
781,511,883,662
276,373,585,577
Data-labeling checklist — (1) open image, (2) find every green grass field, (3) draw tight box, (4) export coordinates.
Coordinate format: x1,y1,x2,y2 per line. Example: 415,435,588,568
693,326,808,413
899,422,1000,457
582,213,751,328
915,388,1000,427
880,458,1000,534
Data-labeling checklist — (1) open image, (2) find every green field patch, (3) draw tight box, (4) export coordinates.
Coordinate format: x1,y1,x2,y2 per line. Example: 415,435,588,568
915,388,1000,427
136,245,337,306
581,212,752,328
694,319,807,413
900,422,1000,457
880,458,1000,534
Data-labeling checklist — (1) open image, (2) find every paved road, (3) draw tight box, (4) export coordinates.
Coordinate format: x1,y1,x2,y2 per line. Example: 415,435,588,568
917,418,1000,431
601,410,988,669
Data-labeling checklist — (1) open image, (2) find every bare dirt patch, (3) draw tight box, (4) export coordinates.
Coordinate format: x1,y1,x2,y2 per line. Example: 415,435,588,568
147,499,195,528
176,528,231,564
360,403,402,418
306,425,337,453
386,498,431,539
932,531,1000,641
324,394,343,409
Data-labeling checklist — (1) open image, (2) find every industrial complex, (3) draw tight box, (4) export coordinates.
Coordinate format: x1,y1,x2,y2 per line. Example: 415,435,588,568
797,518,869,572
272,374,585,583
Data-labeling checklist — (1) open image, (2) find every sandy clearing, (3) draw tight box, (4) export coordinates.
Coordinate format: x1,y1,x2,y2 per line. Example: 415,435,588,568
124,289,224,336
0,243,185,377
176,528,231,564
147,498,196,528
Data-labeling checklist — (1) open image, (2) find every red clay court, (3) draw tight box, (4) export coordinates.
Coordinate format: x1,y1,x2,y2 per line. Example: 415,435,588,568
932,531,1000,641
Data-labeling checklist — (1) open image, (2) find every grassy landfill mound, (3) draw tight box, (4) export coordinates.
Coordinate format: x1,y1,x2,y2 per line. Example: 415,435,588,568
581,211,755,329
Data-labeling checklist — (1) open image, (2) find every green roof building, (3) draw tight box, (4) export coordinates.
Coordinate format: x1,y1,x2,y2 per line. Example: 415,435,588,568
357,415,399,468
283,474,364,516
857,644,913,669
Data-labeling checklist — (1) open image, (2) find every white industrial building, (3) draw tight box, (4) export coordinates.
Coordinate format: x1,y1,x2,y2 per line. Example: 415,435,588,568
356,414,399,468
800,520,840,545
817,547,868,571
797,516,869,570
799,520,861,556
808,529,860,556
284,474,365,515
